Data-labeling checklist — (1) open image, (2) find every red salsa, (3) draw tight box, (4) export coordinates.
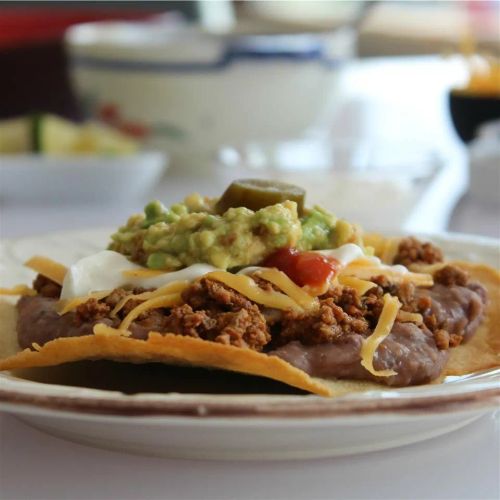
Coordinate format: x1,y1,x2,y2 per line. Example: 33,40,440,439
262,247,340,288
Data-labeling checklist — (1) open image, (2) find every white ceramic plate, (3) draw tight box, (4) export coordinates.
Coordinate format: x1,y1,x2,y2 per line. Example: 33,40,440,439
0,152,168,203
0,229,499,460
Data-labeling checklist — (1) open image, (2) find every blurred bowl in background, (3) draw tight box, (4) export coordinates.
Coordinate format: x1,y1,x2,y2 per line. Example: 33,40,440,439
0,151,167,203
449,91,500,143
65,21,344,170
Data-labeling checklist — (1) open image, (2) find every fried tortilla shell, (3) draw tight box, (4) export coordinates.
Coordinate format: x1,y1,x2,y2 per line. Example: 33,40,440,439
0,311,332,397
0,262,498,397
442,262,500,375
404,261,500,375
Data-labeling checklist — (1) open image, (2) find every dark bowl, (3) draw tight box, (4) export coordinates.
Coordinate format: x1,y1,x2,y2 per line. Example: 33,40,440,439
449,91,500,143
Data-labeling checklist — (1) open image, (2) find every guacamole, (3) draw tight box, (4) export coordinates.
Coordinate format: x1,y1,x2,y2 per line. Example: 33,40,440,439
109,193,362,270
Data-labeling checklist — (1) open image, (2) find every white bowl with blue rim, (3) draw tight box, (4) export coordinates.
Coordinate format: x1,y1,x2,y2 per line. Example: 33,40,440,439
65,22,343,170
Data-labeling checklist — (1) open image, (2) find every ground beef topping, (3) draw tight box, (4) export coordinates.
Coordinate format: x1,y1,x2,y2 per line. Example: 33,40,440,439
393,236,444,266
434,265,468,287
182,277,253,312
102,288,130,309
275,297,369,347
75,298,111,324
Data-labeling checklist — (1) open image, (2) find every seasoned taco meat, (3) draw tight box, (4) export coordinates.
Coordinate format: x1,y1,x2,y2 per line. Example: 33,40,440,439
17,281,270,351
182,277,253,312
393,236,444,266
275,298,370,346
16,264,487,387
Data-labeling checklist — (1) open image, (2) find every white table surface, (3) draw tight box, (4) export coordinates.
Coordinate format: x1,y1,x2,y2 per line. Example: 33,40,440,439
1,56,499,500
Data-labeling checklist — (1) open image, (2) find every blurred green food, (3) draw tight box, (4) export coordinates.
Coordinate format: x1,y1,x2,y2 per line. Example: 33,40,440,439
0,114,138,155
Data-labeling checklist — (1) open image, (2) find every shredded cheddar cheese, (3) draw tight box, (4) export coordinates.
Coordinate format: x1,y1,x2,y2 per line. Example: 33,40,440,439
206,271,303,312
93,323,131,337
110,281,189,317
119,293,182,331
360,293,401,377
397,310,423,324
381,237,401,264
24,256,67,285
341,265,433,287
362,233,386,256
302,281,331,297
345,257,378,268
58,290,112,315
0,285,37,296
121,268,166,279
338,276,376,296
255,268,319,311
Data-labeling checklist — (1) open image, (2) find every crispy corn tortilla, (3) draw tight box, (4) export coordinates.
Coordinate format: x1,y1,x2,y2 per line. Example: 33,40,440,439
0,261,498,397
0,317,332,397
437,262,500,375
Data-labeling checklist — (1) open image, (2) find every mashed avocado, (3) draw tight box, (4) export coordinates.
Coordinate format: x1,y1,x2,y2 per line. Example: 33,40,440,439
109,193,362,270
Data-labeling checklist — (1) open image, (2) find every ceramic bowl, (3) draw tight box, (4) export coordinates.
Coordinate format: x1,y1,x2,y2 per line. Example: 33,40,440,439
65,22,342,168
0,151,167,203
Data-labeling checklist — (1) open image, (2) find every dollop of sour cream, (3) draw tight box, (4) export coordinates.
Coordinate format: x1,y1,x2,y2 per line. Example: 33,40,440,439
315,243,409,275
60,251,219,300
314,243,375,266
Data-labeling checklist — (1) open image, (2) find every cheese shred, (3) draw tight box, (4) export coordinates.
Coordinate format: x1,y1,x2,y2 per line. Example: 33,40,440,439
341,265,433,287
397,310,423,324
119,293,182,331
360,293,401,377
0,285,37,296
58,290,112,315
24,256,68,285
338,276,376,296
93,323,131,337
206,271,304,312
110,281,189,317
381,237,401,264
121,269,167,279
255,268,319,311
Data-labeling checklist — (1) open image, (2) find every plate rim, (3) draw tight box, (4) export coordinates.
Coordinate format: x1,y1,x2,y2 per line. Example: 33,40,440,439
0,382,499,419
